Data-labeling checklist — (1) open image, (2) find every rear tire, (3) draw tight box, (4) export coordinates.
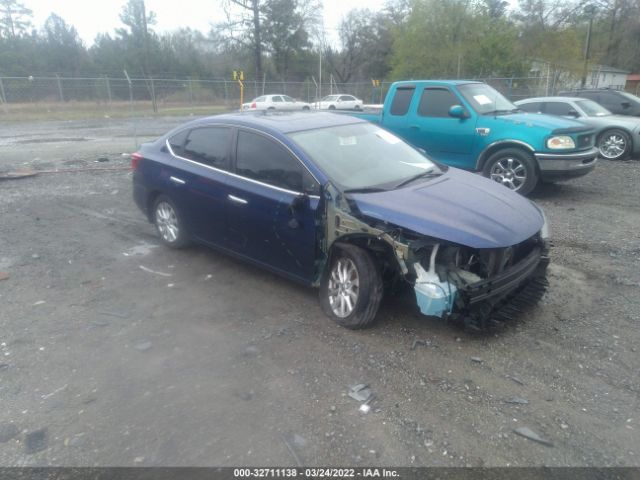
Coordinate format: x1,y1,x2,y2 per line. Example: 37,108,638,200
328,105,336,110
153,195,190,248
482,148,538,196
598,129,631,160
302,106,310,110
319,243,383,329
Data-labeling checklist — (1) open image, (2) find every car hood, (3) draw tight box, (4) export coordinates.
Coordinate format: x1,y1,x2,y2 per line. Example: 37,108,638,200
490,112,591,132
348,168,544,249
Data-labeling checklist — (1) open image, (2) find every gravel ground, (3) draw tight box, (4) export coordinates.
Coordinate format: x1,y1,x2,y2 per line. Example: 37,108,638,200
0,117,639,467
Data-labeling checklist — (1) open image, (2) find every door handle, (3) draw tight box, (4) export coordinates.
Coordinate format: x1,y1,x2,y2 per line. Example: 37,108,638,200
409,125,420,130
228,194,248,205
169,176,186,185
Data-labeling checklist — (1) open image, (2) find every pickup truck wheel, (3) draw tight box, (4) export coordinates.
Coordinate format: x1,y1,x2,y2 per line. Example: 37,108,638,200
319,244,383,329
598,129,631,160
483,148,538,195
153,195,190,248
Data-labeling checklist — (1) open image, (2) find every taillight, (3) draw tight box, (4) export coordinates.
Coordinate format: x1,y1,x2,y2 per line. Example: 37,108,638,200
251,102,256,109
131,152,143,170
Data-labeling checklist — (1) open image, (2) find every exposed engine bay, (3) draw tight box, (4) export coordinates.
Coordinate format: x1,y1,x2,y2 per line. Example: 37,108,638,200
318,184,550,331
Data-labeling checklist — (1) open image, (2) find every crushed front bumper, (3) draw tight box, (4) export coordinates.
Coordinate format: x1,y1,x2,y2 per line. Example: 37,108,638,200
535,147,598,181
452,246,550,331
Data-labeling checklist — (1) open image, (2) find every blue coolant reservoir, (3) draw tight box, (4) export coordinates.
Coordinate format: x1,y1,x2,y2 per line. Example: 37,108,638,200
413,262,457,318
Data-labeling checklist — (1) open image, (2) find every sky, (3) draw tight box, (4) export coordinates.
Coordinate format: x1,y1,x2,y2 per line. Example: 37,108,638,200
25,0,387,47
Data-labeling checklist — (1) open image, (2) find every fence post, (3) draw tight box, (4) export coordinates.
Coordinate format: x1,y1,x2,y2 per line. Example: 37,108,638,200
55,74,64,102
0,77,7,113
105,75,112,105
188,77,194,105
150,76,158,113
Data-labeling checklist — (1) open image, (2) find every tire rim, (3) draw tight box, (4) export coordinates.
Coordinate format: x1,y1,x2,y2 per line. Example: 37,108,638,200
599,134,626,159
155,201,179,243
489,157,527,191
328,258,359,318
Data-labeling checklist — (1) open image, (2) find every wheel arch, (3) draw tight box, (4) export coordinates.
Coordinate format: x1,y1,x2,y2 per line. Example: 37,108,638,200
476,140,537,171
324,234,404,281
146,190,163,222
597,126,634,150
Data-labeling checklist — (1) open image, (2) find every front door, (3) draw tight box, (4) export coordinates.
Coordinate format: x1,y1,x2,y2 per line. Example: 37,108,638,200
405,87,478,168
224,129,320,283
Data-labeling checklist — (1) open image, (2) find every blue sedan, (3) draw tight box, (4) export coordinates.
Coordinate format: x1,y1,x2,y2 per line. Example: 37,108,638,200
132,112,550,331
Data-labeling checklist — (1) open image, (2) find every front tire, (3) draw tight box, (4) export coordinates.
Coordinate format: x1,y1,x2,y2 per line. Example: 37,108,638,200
328,105,336,110
598,129,631,160
302,106,310,110
482,148,538,195
319,244,383,329
153,195,190,248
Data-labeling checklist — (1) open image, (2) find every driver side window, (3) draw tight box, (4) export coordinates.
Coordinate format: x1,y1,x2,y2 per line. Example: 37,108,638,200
236,130,319,194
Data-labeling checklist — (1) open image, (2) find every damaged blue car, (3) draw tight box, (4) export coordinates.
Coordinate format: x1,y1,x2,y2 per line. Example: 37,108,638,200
132,111,550,331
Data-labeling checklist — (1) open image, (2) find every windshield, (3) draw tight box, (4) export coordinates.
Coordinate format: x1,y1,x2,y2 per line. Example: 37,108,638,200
458,83,517,114
288,123,441,191
619,91,640,103
576,99,611,117
322,95,339,102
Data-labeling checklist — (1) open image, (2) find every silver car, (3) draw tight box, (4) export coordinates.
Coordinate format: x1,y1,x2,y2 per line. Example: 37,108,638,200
515,96,640,160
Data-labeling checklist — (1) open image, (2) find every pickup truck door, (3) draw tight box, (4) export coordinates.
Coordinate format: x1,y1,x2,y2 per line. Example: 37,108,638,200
403,86,478,169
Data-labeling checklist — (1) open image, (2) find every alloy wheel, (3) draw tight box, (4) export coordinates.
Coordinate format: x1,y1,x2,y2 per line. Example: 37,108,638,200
489,157,527,191
599,134,626,159
155,201,179,243
328,258,360,318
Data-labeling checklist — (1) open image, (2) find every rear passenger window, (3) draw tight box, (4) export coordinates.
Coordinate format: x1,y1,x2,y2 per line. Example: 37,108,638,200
236,130,318,194
182,127,231,170
518,102,542,113
418,88,459,117
168,129,189,156
544,102,573,116
390,87,415,116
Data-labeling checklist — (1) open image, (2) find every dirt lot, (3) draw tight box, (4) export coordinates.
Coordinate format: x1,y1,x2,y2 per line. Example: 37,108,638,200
0,117,639,467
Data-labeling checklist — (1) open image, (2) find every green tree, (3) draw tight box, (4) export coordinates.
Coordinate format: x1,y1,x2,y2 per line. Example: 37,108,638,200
0,0,32,39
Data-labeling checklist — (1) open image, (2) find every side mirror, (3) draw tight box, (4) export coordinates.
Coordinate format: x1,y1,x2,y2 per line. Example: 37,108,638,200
621,101,631,109
567,109,580,117
449,105,467,119
337,98,342,103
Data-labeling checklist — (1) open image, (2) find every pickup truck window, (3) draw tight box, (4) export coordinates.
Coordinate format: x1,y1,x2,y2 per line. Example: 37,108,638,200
418,88,459,117
458,83,516,115
390,87,415,116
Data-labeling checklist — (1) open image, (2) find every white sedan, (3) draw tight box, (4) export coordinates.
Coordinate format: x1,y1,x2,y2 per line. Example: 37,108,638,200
314,94,363,110
242,94,311,111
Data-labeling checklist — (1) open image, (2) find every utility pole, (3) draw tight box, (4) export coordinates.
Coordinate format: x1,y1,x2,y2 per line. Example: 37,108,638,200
581,5,596,89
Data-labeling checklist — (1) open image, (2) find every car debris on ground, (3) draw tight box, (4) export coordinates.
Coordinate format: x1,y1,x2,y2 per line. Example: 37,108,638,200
514,426,554,447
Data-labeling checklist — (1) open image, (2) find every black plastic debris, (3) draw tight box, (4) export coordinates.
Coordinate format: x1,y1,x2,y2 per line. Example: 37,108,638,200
25,428,48,454
514,426,553,447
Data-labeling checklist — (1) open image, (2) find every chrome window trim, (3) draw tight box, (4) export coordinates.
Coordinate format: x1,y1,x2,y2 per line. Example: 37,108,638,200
165,123,321,199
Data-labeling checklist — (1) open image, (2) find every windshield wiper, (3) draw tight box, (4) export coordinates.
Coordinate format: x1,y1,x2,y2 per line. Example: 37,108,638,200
343,187,387,194
393,170,441,189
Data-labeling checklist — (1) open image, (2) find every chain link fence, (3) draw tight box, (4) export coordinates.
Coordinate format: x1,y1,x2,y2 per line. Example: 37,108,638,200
0,74,591,120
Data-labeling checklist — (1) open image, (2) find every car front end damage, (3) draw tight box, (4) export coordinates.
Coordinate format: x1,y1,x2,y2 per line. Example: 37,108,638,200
317,184,549,331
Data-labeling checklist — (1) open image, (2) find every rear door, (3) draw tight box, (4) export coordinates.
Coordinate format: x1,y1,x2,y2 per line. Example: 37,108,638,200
382,85,416,143
404,86,477,167
224,129,321,283
164,126,234,246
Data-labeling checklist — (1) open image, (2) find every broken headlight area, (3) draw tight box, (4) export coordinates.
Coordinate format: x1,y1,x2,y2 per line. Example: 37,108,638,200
409,233,549,331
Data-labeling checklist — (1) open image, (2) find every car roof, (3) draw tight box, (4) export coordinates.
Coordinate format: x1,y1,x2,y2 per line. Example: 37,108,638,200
180,111,366,134
516,96,584,103
393,80,482,87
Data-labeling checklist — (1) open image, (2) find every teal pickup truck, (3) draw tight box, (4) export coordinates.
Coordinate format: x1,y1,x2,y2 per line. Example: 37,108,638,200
350,80,598,195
